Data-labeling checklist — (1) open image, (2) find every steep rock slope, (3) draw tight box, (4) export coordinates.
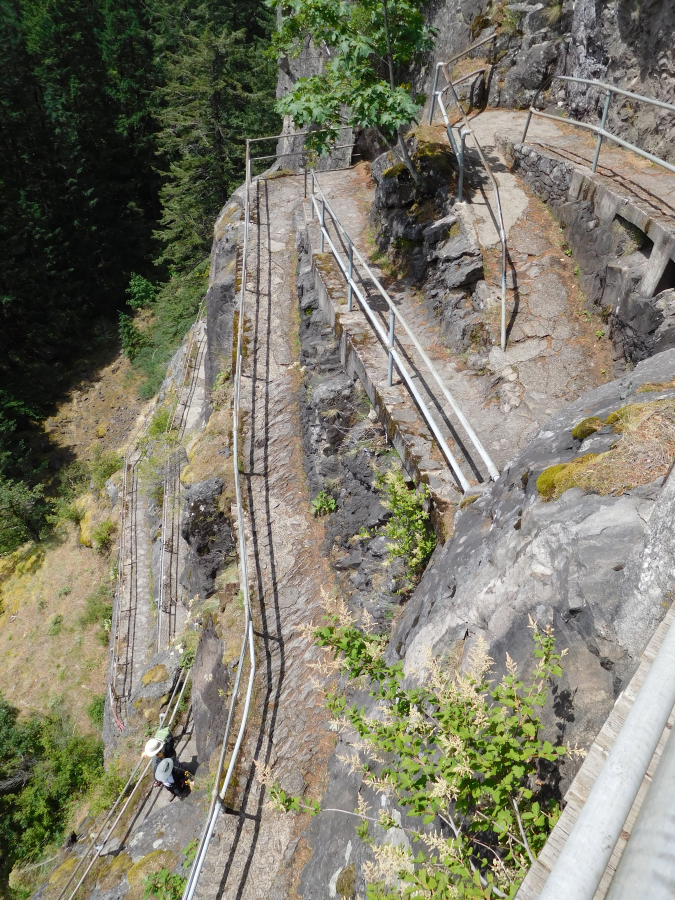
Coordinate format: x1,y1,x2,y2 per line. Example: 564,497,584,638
298,348,675,896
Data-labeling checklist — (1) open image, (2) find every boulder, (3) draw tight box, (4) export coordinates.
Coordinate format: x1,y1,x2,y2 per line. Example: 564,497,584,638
500,40,558,109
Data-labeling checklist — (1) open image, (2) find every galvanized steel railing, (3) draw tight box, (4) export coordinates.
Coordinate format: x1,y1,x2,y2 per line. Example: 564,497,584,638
180,140,257,900
308,170,499,489
427,37,509,351
522,75,675,176
58,667,192,900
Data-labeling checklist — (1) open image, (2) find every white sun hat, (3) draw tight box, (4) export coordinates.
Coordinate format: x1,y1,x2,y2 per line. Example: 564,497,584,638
144,738,164,757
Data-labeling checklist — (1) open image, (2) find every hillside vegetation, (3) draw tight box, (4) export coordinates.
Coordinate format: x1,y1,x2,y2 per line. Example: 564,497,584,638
0,0,279,551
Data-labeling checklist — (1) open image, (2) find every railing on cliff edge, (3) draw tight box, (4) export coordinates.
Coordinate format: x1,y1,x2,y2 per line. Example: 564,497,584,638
427,35,509,352
56,667,193,900
308,168,499,489
522,75,675,176
180,140,257,900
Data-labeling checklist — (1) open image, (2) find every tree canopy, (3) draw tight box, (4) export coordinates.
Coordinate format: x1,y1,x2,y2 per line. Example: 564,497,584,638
269,0,435,180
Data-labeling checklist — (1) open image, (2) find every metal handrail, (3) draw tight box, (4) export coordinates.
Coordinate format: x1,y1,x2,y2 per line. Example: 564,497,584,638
181,140,257,900
522,75,675,176
435,84,508,352
428,33,497,125
309,170,499,487
57,668,192,900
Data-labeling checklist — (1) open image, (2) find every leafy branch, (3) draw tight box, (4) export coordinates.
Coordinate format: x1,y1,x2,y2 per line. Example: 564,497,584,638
269,600,577,898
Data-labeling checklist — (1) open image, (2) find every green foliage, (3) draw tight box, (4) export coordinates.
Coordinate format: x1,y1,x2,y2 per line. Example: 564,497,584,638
377,468,436,578
47,615,63,636
143,868,187,900
269,0,435,180
125,261,210,399
119,313,150,362
86,695,106,728
154,10,279,271
142,837,201,900
92,520,115,555
0,695,104,871
312,490,337,517
91,448,123,491
273,610,570,898
0,477,49,553
148,407,171,438
79,583,113,646
127,274,158,310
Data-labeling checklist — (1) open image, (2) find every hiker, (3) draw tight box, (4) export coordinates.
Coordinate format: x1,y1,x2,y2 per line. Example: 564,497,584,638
153,757,189,800
144,728,193,800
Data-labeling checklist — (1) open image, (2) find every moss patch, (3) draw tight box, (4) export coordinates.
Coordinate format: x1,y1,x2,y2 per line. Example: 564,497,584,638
382,161,409,179
142,664,169,685
636,379,675,394
571,416,604,441
97,852,133,892
336,863,356,898
460,493,480,509
48,856,79,887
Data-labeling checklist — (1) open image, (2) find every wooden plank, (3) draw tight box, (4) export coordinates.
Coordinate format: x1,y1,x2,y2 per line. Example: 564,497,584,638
516,605,675,898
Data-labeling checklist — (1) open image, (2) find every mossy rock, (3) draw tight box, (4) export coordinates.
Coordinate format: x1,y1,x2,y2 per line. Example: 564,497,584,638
48,856,78,887
536,464,570,499
605,406,630,426
336,863,356,899
571,416,604,441
127,850,178,900
382,161,410,179
460,493,480,509
97,852,133,892
142,664,169,685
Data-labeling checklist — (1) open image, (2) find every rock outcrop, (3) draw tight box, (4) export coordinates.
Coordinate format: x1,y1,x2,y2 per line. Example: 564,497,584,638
180,478,235,601
298,349,675,896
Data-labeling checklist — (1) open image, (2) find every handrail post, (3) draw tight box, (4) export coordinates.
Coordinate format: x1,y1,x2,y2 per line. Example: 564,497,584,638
458,129,468,201
429,62,443,124
310,170,315,218
593,88,612,172
304,167,307,198
347,242,353,311
522,108,534,143
320,199,325,252
388,309,395,386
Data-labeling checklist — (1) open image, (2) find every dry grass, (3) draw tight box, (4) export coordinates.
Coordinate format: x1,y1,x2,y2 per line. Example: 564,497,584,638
0,525,111,732
451,57,488,81
539,400,675,500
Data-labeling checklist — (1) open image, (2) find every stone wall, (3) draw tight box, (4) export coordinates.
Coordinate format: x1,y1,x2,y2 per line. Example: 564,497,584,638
497,137,574,208
419,0,675,166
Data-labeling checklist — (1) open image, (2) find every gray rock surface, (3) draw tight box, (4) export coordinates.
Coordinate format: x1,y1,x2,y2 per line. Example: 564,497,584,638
180,478,235,601
192,618,231,766
390,349,675,766
297,349,675,897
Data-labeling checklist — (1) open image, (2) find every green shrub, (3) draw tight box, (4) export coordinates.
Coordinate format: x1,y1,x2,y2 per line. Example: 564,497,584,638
377,468,436,577
92,520,115,555
271,612,569,898
148,406,171,437
311,490,337,517
47,614,63,636
86,695,106,728
126,273,158,310
0,694,104,867
143,868,187,900
127,260,209,400
119,312,149,361
80,584,113,626
91,447,123,491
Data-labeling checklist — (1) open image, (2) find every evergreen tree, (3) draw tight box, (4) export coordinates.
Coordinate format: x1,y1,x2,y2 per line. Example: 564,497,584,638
153,2,280,269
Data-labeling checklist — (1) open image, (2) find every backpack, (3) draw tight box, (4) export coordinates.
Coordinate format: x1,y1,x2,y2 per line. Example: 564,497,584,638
154,727,176,759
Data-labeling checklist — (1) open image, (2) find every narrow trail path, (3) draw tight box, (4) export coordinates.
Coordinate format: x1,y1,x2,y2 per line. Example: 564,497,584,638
192,175,338,900
311,150,609,482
